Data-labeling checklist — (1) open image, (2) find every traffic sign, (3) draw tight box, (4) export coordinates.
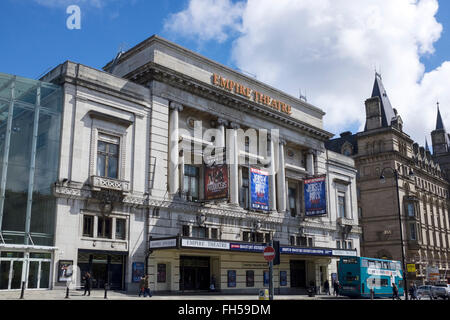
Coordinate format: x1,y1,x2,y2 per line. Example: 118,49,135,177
263,246,275,262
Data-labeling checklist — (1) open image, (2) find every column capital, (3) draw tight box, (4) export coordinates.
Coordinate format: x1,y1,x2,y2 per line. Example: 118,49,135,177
169,101,183,112
217,118,229,127
279,138,287,146
229,122,240,130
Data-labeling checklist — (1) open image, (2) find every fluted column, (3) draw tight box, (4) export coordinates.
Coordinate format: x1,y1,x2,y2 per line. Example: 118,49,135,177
168,102,183,195
306,149,315,176
217,118,228,148
268,134,277,211
276,138,287,213
229,122,240,205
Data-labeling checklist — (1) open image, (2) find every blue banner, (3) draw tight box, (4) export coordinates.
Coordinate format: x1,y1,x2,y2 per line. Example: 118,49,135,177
132,262,145,283
250,168,270,211
304,176,327,216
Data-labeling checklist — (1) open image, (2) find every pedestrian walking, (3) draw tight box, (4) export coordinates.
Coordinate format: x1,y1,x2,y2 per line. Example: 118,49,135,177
138,276,145,297
324,279,330,295
392,282,400,300
143,275,152,297
333,280,340,296
82,272,91,296
409,282,417,300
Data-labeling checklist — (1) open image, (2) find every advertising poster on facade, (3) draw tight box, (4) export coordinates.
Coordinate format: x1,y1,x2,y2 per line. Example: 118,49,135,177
58,260,73,282
304,176,327,216
204,164,229,200
227,270,236,287
132,262,145,283
250,167,269,211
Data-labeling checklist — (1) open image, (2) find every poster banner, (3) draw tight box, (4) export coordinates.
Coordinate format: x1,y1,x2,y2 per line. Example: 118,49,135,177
58,260,73,282
250,167,270,211
132,262,145,283
204,164,229,200
304,176,327,216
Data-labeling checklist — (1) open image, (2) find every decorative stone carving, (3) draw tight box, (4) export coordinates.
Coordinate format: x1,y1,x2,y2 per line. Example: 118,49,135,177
91,175,130,192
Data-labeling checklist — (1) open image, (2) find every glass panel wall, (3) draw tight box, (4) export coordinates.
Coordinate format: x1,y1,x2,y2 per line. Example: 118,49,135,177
0,72,62,246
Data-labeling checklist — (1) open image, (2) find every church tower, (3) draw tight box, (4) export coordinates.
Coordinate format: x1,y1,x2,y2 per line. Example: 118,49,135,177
431,103,449,155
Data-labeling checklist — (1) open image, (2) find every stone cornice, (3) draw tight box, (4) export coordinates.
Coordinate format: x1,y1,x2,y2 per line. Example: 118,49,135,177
124,62,333,142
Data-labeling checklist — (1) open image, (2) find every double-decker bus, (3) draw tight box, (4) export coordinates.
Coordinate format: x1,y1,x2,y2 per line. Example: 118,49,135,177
338,256,404,298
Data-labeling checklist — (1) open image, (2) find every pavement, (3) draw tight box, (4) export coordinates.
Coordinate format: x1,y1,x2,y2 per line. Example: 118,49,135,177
0,289,353,300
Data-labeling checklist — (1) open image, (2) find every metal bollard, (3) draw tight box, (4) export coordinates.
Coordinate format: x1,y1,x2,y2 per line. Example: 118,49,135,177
104,284,108,299
65,286,70,299
19,281,25,299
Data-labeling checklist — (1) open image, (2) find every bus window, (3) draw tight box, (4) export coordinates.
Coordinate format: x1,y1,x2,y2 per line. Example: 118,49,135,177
380,279,388,286
361,259,368,268
382,261,388,269
368,261,376,268
375,261,381,269
389,262,396,270
342,257,357,264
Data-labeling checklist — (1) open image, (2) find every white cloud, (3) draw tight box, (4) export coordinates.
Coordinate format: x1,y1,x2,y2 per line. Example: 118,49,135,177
165,0,448,145
164,0,245,43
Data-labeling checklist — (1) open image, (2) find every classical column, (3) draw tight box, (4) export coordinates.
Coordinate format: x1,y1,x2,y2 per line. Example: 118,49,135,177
306,149,315,176
216,118,228,148
168,102,183,195
276,138,287,213
268,134,277,211
229,122,240,205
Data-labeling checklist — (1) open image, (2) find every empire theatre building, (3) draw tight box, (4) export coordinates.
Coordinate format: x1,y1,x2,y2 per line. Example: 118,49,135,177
0,35,360,294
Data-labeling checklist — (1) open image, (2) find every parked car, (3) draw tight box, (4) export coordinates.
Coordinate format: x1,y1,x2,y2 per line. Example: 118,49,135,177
417,285,433,299
431,285,448,299
433,283,450,299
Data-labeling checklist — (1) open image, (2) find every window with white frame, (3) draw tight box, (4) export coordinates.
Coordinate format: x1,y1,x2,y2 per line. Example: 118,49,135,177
183,164,200,201
338,193,346,218
97,133,120,179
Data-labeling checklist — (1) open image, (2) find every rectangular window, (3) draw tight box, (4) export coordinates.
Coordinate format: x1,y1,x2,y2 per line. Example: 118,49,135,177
409,223,417,240
83,215,94,237
307,237,313,247
407,203,415,217
288,186,297,217
338,194,346,218
115,218,126,240
256,233,264,243
239,167,249,209
182,225,190,237
210,228,218,240
184,165,199,200
246,270,254,287
336,241,341,249
97,216,112,239
264,233,271,244
290,236,295,246
380,278,389,287
157,264,166,283
192,227,207,238
97,134,120,179
243,231,251,242
298,236,307,247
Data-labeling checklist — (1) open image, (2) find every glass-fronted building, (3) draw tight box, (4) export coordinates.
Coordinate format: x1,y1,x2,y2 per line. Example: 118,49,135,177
0,72,62,290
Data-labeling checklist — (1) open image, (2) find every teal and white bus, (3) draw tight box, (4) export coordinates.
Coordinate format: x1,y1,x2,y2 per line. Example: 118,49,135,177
338,256,404,298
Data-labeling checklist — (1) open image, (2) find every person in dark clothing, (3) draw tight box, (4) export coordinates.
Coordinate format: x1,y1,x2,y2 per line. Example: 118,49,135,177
82,272,91,296
333,280,340,296
324,280,330,295
138,276,145,297
143,275,152,297
392,282,400,300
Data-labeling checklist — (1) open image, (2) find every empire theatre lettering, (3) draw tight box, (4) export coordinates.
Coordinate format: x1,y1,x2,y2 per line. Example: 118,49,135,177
212,73,292,115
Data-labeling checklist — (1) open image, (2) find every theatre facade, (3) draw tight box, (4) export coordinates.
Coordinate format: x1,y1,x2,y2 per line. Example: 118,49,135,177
0,35,361,293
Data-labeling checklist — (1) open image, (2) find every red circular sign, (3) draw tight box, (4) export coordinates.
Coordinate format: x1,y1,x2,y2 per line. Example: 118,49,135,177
263,246,275,262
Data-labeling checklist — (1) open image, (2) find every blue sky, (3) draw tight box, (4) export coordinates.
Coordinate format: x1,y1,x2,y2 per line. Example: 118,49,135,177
0,0,449,141
0,0,237,79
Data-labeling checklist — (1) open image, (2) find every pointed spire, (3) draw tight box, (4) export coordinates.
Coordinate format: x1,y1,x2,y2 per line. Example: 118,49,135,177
425,137,430,152
371,72,395,128
436,102,445,130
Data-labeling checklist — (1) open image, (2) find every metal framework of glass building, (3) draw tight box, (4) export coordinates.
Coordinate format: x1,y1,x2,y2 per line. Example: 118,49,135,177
0,72,62,247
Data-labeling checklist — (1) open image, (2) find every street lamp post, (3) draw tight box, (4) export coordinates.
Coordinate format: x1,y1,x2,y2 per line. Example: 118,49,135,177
380,166,413,301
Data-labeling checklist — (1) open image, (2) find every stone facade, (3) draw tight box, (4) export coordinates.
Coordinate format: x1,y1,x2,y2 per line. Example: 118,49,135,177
326,73,450,284
33,35,361,293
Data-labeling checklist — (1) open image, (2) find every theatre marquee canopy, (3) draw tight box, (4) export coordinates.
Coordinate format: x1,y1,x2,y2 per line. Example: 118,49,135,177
149,236,357,258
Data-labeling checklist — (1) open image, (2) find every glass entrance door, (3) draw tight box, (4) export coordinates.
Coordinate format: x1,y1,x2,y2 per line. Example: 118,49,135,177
0,261,11,289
